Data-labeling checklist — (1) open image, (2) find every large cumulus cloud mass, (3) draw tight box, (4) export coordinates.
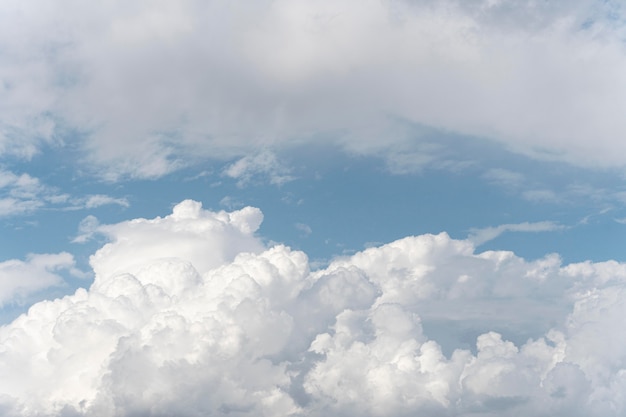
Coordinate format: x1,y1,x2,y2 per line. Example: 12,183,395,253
1,200,626,416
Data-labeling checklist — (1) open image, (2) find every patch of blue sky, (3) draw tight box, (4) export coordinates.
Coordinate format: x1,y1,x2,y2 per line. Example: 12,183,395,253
2,134,625,266
2,127,626,325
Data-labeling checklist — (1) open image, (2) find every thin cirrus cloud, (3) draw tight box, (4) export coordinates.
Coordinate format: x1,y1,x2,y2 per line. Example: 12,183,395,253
1,200,626,416
1,1,626,178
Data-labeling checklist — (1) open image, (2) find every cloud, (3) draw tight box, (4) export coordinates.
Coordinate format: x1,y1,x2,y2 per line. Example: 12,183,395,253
218,195,245,210
72,215,100,243
223,151,294,187
90,199,265,279
83,195,129,209
1,200,626,415
0,170,65,216
63,195,131,212
2,1,626,178
0,169,129,217
295,222,312,237
482,168,525,189
468,220,568,246
0,252,76,306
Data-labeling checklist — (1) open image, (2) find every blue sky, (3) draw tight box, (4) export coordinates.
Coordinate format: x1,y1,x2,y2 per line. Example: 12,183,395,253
2,1,626,416
3,127,625,286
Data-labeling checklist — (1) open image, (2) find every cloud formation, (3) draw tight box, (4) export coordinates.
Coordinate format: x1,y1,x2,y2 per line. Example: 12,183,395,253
468,220,567,246
0,170,62,216
0,169,130,217
1,0,626,178
0,252,77,306
1,200,626,416
223,151,294,187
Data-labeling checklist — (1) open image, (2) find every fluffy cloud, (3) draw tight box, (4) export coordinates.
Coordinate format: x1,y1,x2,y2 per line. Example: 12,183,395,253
1,200,626,416
90,199,265,278
1,0,626,178
0,252,77,306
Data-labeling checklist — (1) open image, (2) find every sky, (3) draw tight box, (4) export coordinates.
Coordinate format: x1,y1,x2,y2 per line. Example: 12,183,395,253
2,0,626,415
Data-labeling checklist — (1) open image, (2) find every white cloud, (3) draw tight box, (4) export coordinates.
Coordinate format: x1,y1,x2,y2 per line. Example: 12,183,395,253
83,194,129,209
2,1,626,178
223,151,294,187
90,199,264,279
0,169,130,217
468,220,567,246
72,215,100,243
0,252,76,306
63,194,130,211
1,200,626,415
0,170,59,216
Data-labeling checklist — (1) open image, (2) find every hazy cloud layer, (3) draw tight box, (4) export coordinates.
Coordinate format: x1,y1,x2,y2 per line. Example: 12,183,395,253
1,0,626,178
1,200,626,416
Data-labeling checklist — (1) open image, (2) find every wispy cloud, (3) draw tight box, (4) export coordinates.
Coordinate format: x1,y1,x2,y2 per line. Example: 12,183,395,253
223,151,294,187
82,194,129,209
219,195,245,210
0,169,130,217
468,220,567,246
295,222,312,237
0,170,64,216
482,168,525,189
72,215,100,243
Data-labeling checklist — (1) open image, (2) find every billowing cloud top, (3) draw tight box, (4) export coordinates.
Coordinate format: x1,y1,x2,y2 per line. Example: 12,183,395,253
90,199,264,279
1,0,626,178
1,200,626,416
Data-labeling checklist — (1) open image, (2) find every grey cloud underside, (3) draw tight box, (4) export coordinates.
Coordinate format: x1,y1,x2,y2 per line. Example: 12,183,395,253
1,0,626,179
1,200,626,416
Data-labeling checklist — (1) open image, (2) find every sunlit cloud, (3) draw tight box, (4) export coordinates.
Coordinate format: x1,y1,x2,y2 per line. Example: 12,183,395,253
1,201,625,416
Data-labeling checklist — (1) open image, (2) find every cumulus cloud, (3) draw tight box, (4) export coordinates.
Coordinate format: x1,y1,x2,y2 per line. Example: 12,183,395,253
1,200,626,416
2,0,626,178
90,199,265,278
